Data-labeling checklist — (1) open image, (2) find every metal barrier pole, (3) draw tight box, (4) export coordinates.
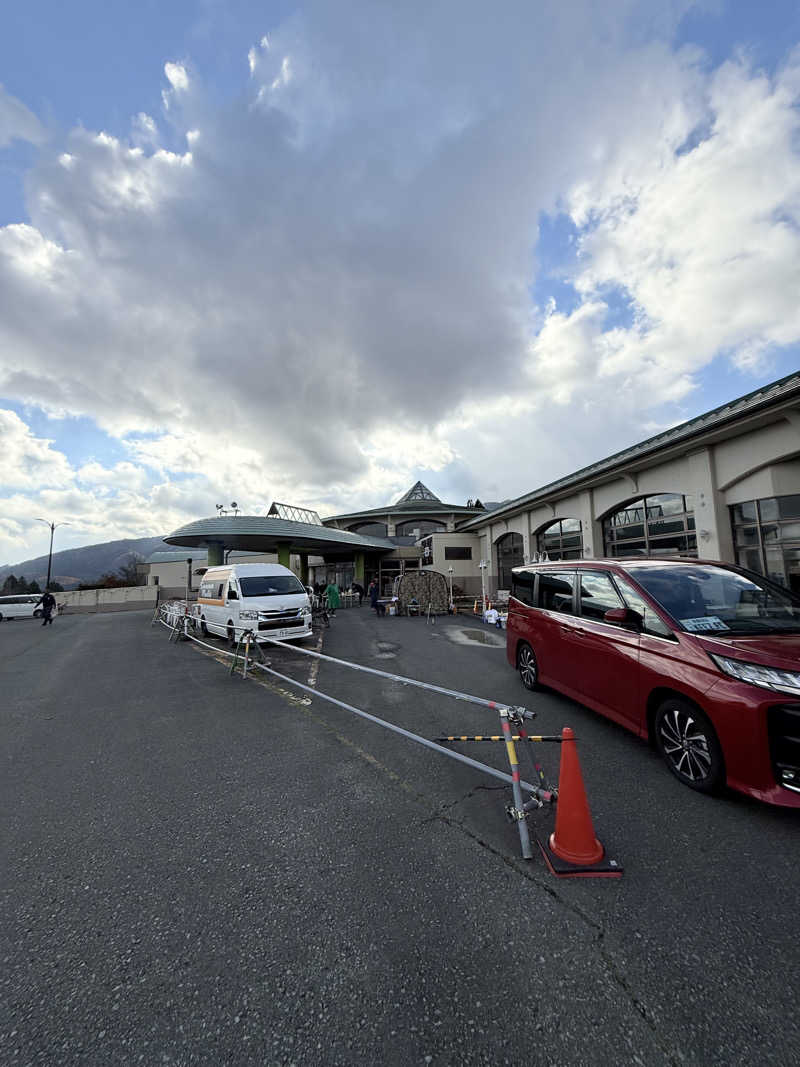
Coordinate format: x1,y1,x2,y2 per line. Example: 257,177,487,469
248,656,549,797
499,708,533,859
257,635,532,717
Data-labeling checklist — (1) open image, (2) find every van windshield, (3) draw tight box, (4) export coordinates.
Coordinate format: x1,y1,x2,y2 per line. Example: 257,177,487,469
629,564,800,635
239,575,305,597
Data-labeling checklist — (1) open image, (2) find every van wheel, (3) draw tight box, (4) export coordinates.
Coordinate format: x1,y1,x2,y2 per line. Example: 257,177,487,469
0,612,3,621
654,698,725,794
227,623,236,648
200,616,208,636
517,643,539,691
33,609,43,618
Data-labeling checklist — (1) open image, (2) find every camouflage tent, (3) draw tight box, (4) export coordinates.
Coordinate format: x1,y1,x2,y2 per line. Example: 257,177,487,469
395,570,449,615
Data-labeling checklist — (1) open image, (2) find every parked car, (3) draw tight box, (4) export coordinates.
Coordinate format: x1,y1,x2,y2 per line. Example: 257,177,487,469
0,594,44,621
506,558,800,807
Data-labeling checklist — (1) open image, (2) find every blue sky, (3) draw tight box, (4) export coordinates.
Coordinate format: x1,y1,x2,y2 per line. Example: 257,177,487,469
1,1,799,564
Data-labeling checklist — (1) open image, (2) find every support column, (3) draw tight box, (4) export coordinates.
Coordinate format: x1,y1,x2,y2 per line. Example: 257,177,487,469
207,543,224,567
299,554,309,585
354,551,365,585
277,542,291,568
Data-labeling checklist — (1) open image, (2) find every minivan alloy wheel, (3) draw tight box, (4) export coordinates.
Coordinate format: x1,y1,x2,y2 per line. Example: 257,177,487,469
517,643,539,691
655,698,724,793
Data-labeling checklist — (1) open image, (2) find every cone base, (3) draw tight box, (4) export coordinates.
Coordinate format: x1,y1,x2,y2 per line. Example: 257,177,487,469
538,837,623,878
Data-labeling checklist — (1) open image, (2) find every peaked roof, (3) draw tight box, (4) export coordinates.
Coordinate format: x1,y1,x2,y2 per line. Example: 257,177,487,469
395,481,442,504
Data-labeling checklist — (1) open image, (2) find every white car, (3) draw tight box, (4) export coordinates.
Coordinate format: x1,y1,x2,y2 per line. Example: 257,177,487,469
0,594,44,621
195,563,312,645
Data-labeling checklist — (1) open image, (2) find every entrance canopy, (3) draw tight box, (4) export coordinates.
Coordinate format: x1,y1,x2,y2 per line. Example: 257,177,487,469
165,514,395,562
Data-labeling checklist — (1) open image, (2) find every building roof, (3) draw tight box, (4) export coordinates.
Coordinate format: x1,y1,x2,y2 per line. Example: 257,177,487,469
395,481,442,503
458,368,800,530
164,515,396,557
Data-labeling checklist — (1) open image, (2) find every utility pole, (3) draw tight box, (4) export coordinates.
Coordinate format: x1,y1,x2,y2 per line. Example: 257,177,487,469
34,519,70,590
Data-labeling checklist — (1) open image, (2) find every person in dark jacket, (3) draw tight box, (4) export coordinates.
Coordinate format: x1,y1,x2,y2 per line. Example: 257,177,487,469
36,590,57,626
368,579,384,616
351,582,364,606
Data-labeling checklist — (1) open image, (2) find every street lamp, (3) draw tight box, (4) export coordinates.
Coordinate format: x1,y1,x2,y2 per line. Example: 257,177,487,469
447,566,454,610
34,518,70,590
478,559,489,615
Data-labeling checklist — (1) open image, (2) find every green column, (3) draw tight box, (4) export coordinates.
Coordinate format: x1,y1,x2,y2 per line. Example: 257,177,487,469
299,554,309,584
354,551,365,585
277,542,291,568
207,542,224,567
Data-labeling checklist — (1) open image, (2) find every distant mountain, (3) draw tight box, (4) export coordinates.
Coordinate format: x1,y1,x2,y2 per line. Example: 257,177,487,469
0,535,171,589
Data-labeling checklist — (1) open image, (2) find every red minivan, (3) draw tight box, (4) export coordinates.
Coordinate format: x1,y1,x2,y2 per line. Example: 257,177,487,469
506,558,800,807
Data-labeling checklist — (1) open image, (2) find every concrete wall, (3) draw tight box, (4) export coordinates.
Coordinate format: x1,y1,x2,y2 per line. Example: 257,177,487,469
59,585,157,614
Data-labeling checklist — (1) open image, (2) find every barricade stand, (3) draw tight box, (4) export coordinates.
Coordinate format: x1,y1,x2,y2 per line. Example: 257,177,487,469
158,620,558,861
498,709,534,859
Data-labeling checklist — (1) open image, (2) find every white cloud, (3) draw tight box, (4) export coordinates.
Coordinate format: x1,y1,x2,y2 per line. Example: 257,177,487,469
164,62,189,91
0,83,45,147
0,2,798,554
0,409,73,489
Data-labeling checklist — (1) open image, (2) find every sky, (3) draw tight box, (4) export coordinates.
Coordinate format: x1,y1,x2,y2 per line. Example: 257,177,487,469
1,0,799,565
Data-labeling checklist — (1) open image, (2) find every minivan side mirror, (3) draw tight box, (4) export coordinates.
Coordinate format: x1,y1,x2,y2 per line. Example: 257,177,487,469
604,607,643,631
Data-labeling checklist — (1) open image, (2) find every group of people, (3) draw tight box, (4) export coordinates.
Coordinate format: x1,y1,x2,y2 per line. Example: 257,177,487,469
311,578,384,615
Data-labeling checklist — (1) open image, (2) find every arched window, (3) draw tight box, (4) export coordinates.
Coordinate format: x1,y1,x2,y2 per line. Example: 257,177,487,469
537,518,583,560
349,521,388,537
603,493,696,557
496,532,524,589
395,519,446,537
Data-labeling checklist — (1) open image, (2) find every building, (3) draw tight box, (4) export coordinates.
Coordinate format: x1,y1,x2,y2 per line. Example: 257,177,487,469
157,371,800,601
451,370,800,596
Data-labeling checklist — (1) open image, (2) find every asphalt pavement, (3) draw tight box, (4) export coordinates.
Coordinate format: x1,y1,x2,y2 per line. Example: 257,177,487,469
1,607,798,1066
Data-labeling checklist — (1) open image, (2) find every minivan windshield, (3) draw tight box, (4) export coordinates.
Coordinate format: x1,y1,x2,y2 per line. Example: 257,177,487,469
628,564,800,635
239,575,305,597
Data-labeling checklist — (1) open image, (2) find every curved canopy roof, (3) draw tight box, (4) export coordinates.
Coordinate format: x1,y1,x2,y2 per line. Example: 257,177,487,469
165,515,395,558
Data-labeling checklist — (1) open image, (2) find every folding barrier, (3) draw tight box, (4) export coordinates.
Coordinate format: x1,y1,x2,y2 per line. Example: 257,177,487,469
157,607,621,874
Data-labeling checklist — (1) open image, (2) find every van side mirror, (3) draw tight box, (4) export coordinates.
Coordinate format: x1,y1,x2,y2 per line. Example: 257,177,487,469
604,607,642,631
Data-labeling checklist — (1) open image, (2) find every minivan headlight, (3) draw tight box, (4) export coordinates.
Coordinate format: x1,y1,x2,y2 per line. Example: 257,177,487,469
240,609,259,620
299,606,311,616
710,654,800,695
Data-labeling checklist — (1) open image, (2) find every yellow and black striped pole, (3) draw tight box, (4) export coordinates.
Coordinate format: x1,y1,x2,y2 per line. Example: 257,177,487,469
499,709,533,860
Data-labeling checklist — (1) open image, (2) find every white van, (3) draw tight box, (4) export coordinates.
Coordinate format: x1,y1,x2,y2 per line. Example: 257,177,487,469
0,594,44,621
194,563,312,644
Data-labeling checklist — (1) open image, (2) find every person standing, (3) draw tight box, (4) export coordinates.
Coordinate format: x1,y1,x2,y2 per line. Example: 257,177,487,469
36,589,57,626
325,580,340,616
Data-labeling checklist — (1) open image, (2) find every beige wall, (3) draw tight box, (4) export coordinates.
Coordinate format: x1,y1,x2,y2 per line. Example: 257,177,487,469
59,585,157,613
468,411,800,596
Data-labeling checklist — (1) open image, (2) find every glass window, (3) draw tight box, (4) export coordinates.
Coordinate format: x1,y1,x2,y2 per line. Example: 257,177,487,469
350,521,388,537
537,572,576,614
579,572,624,622
444,546,472,560
627,563,800,634
511,570,535,606
496,533,524,590
613,575,674,638
732,501,757,524
396,519,446,537
603,495,696,559
239,575,305,597
729,496,800,591
538,519,583,561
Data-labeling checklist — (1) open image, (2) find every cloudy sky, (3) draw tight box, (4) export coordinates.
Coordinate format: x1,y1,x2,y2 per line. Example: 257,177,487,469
1,0,799,564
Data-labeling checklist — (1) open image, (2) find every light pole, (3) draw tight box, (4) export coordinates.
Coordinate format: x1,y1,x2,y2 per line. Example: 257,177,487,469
34,518,70,590
447,566,454,611
479,559,488,614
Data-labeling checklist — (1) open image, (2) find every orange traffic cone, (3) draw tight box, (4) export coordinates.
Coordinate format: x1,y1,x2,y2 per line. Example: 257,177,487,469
538,727,622,878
